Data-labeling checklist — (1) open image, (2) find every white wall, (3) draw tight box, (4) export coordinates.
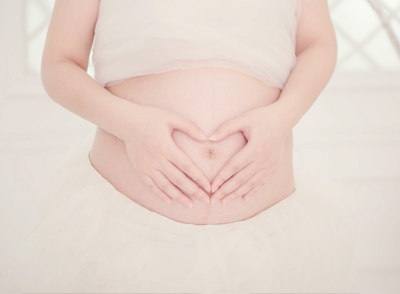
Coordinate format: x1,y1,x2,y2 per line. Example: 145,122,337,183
295,72,400,291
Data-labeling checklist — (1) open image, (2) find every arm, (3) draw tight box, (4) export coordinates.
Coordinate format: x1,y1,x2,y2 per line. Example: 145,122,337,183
41,0,140,141
41,0,212,206
273,0,338,132
207,0,338,201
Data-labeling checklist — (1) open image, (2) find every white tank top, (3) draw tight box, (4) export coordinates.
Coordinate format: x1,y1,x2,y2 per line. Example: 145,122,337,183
92,0,302,90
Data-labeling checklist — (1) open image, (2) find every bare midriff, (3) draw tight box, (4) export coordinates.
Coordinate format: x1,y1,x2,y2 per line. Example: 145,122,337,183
88,67,295,225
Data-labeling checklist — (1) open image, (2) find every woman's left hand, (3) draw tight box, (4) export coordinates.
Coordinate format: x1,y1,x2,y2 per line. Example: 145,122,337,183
208,102,292,205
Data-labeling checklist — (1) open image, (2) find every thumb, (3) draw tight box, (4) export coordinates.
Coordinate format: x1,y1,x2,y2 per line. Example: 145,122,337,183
208,115,248,142
168,114,208,141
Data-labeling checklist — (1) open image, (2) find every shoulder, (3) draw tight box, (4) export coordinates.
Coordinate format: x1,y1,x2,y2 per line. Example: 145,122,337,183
295,0,337,55
42,0,101,69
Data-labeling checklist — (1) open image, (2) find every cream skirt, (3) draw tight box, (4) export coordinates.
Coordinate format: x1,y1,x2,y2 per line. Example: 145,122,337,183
0,133,359,293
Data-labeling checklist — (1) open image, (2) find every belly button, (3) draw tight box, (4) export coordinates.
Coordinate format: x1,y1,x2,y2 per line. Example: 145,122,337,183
206,148,217,160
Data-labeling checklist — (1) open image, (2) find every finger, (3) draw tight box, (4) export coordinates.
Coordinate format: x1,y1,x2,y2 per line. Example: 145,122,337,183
241,171,274,202
208,115,250,142
139,174,172,205
220,169,268,205
210,161,258,204
168,146,211,193
151,170,194,209
242,182,265,202
168,114,208,141
210,143,256,193
160,160,210,205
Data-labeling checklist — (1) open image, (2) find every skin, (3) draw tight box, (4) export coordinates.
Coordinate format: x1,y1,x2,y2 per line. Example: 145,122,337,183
208,1,338,204
91,67,292,224
41,0,337,223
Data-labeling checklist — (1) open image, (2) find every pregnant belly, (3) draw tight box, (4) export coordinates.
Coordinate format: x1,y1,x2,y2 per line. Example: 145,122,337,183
89,67,295,225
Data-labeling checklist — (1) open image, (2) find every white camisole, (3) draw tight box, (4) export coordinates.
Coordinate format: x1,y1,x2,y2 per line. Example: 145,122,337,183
92,0,302,89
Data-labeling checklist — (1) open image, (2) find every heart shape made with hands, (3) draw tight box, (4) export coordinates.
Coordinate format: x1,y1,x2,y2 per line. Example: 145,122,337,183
171,127,249,204
175,104,289,206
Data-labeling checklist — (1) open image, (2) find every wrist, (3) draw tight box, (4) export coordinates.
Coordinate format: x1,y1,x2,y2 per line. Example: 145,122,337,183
262,100,297,136
105,96,145,142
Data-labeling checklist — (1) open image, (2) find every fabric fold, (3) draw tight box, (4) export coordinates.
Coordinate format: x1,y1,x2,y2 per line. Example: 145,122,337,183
92,0,302,89
0,133,359,293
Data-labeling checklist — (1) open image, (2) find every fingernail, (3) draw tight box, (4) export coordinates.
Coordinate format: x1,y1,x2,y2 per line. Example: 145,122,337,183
164,198,171,205
211,184,219,193
208,132,219,141
198,132,208,140
184,201,193,209
222,197,232,205
201,196,210,205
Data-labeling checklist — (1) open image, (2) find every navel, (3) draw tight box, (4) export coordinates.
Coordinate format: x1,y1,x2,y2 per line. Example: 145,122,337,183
205,147,218,160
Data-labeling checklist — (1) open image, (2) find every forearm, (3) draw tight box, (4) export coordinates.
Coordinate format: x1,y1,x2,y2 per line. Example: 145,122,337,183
273,41,337,131
41,59,141,141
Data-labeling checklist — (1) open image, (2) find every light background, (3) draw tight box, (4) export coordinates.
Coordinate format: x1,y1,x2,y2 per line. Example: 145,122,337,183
0,0,399,292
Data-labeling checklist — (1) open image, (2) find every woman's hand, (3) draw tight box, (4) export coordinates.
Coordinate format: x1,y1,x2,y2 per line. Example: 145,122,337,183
122,105,211,209
208,103,292,205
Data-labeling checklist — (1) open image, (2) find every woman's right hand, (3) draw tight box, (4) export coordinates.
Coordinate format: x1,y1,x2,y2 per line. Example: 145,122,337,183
122,105,211,209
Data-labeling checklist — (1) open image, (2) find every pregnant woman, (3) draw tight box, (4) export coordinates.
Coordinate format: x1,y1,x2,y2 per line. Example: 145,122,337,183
0,0,358,293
